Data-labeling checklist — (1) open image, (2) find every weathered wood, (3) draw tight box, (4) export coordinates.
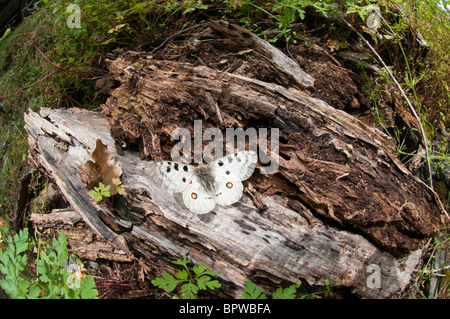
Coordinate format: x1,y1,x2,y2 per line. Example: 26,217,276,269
99,49,443,254
24,108,131,256
24,22,445,298
30,208,132,262
25,107,428,298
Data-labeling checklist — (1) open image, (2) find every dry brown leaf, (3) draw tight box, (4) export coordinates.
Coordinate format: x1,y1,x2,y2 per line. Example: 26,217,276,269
82,139,123,195
81,160,101,190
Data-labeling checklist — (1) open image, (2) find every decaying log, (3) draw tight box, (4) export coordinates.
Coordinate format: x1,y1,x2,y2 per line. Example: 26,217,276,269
98,21,443,255
24,106,429,299
24,22,445,298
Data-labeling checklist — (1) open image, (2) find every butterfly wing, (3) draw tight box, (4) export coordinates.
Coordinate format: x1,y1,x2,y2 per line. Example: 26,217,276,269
182,175,217,214
148,160,194,193
210,151,257,206
214,175,244,206
210,150,257,181
149,151,257,213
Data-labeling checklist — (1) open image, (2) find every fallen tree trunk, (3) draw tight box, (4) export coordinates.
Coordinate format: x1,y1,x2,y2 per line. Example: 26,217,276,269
24,106,428,298
99,23,443,255
24,22,445,298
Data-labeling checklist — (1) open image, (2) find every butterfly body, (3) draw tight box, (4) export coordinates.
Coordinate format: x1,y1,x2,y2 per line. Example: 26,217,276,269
148,151,257,214
194,164,216,195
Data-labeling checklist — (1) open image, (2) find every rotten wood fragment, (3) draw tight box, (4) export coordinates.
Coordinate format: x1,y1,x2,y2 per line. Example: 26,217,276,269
30,208,132,262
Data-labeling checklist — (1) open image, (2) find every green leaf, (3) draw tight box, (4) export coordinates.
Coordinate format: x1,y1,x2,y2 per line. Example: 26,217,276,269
151,276,168,289
152,273,180,292
0,228,95,299
0,278,20,298
117,186,126,195
0,28,12,42
36,258,50,282
272,282,300,299
28,286,42,299
241,280,267,299
172,259,190,267
91,191,103,201
153,259,221,298
80,276,98,299
54,230,68,267
196,275,210,290
89,182,111,201
193,262,206,276
202,268,217,277
205,279,221,290
176,269,189,281
14,228,29,255
181,281,198,296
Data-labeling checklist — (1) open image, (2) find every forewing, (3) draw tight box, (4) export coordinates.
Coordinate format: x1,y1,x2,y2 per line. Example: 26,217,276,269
210,150,257,181
148,161,194,193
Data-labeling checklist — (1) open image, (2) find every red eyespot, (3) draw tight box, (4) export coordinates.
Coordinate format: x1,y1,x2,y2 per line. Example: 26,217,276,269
191,193,197,199
226,182,233,189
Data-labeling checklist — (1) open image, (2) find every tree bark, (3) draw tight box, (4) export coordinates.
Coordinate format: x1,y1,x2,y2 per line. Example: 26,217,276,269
24,21,445,298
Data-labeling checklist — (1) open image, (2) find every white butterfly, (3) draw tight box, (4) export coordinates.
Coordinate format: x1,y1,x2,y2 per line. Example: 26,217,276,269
148,151,258,214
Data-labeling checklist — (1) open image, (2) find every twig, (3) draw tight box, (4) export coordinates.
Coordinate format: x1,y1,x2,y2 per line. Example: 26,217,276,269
29,35,90,75
0,68,59,100
340,18,433,189
0,34,92,101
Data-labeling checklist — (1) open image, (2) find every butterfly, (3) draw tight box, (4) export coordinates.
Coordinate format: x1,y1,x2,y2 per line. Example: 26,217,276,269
148,151,258,214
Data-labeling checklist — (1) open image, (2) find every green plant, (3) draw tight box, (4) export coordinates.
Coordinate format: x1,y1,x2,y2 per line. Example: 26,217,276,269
241,279,267,299
0,228,98,299
227,0,380,44
0,28,12,43
112,178,127,196
0,228,33,298
152,259,221,299
241,279,339,299
242,280,300,299
89,182,111,202
89,179,126,202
